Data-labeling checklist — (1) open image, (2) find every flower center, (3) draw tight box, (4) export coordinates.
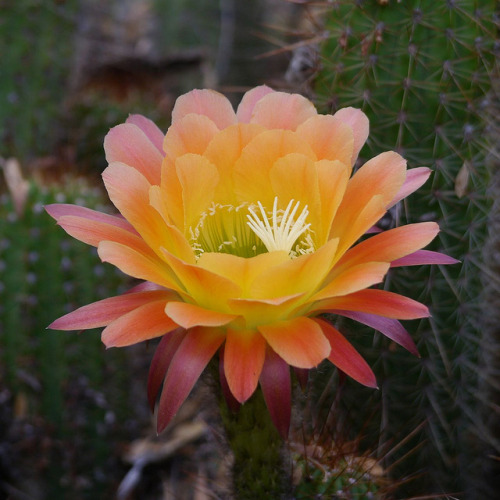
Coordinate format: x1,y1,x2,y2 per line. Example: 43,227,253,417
247,197,313,256
189,198,314,259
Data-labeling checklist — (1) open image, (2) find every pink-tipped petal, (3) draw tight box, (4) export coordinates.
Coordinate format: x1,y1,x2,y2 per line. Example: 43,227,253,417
314,318,377,388
388,167,431,208
49,289,177,331
335,222,440,271
258,316,331,369
330,310,419,356
171,89,237,129
224,329,266,403
147,329,186,410
157,326,225,433
250,92,317,131
260,347,291,439
126,114,165,154
104,123,163,185
236,85,275,123
391,250,460,267
98,240,180,291
52,214,151,252
165,301,238,329
219,348,241,412
46,204,136,232
101,299,178,347
313,289,430,320
332,107,369,165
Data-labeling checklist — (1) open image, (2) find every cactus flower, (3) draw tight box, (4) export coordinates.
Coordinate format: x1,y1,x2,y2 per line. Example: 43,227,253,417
47,86,455,437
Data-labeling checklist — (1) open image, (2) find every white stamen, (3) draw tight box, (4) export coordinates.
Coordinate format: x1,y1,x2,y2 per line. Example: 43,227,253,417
247,197,311,255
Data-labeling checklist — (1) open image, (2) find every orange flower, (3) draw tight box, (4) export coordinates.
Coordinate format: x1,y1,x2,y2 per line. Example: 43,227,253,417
47,86,456,437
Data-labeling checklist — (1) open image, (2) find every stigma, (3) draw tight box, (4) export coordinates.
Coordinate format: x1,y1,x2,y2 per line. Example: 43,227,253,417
247,197,312,256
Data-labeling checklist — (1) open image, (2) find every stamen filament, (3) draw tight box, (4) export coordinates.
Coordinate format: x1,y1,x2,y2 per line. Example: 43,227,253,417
247,197,311,255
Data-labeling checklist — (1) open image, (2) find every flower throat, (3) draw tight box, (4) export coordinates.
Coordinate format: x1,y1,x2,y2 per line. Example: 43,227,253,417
189,197,314,259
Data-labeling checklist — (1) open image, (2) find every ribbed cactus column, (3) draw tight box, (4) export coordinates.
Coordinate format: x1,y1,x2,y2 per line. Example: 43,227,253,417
314,0,498,495
220,388,292,500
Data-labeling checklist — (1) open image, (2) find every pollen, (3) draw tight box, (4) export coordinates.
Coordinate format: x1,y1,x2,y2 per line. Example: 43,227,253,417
247,197,313,256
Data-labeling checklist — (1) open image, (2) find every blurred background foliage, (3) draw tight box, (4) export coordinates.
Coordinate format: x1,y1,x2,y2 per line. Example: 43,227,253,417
0,0,499,499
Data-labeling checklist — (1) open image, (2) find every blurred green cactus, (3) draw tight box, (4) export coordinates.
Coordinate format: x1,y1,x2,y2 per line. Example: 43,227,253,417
0,170,131,498
313,0,498,496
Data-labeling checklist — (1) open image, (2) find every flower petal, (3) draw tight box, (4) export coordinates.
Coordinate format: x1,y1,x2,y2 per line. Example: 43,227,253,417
250,237,339,300
175,153,219,231
330,151,407,252
101,299,179,347
203,123,265,204
236,85,275,122
336,222,440,270
102,162,169,254
331,107,369,165
147,329,186,410
104,123,163,184
312,262,390,301
233,129,316,207
103,162,195,263
52,214,152,254
219,348,241,412
391,249,460,267
126,114,165,154
161,248,242,311
228,294,306,330
98,240,181,291
45,204,135,232
269,153,321,238
258,316,330,369
313,289,430,320
165,301,238,329
171,89,237,129
295,115,354,166
250,92,317,130
224,328,266,403
157,326,225,432
260,347,291,439
331,310,419,356
49,288,177,330
314,318,377,388
164,113,220,158
316,160,350,245
388,167,431,208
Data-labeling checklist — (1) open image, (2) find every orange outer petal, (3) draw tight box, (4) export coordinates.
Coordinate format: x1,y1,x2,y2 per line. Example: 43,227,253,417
314,318,377,388
331,107,369,166
161,248,241,312
49,289,177,330
335,222,440,271
312,261,390,301
295,115,354,166
101,299,178,347
258,316,330,369
165,301,238,329
224,328,266,403
53,215,153,255
157,326,225,433
311,289,430,320
98,240,181,292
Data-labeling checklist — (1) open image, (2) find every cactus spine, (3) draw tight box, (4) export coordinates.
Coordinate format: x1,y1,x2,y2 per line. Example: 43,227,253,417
314,0,498,496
